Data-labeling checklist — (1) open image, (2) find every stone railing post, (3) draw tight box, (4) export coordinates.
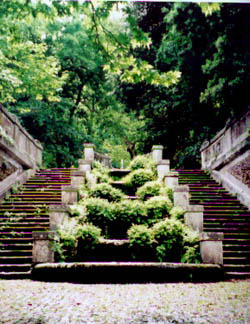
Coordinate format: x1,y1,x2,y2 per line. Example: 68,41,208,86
173,185,190,209
164,171,179,188
32,231,56,264
71,170,85,188
199,232,224,264
61,186,78,205
49,204,69,231
78,159,92,173
84,143,95,161
184,205,204,232
152,145,163,164
157,160,170,181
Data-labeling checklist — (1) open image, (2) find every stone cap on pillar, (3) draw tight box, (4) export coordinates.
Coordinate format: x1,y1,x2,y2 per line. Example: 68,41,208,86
152,145,164,150
32,231,56,241
71,170,85,176
62,186,79,192
185,205,204,212
157,159,170,166
199,232,224,241
49,204,68,212
78,159,93,165
174,185,189,192
83,143,96,149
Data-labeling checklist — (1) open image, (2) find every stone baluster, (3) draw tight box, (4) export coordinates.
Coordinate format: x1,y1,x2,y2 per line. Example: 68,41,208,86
152,145,163,164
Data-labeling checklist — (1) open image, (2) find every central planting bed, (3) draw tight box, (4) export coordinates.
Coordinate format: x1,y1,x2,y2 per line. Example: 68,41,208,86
33,155,224,282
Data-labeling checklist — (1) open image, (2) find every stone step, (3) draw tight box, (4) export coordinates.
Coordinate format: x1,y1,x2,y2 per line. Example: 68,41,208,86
0,243,32,250
0,271,31,279
0,250,32,256
223,257,250,264
0,264,31,272
0,256,32,264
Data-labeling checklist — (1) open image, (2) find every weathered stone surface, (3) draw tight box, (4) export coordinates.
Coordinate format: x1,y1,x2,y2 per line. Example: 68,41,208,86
49,204,68,231
84,143,95,161
199,232,224,265
184,205,204,232
152,145,163,163
61,186,78,205
157,160,170,180
173,185,190,208
70,170,85,187
164,172,179,188
32,231,56,264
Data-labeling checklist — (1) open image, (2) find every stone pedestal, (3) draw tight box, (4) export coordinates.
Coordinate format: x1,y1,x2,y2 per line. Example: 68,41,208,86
86,171,97,189
164,172,179,188
71,170,85,188
49,204,68,231
157,160,170,180
32,231,56,264
200,232,224,264
184,205,204,232
84,143,95,161
173,185,190,208
62,186,78,205
152,145,163,164
78,159,92,173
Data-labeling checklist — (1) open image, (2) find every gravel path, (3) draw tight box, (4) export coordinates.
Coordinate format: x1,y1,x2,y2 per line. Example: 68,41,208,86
0,279,249,324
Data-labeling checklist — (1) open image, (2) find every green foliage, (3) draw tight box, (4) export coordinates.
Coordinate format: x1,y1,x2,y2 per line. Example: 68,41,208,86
129,155,156,172
89,183,125,202
145,196,172,223
181,227,201,263
83,198,115,237
136,181,163,200
127,224,154,260
76,223,102,252
151,219,184,262
123,168,156,189
92,161,111,183
169,206,185,222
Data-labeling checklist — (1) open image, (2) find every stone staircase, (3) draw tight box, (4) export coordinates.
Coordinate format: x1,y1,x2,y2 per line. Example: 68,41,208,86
178,169,250,278
0,168,72,279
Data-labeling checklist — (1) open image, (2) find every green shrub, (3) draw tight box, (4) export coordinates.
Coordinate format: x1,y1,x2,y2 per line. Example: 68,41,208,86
92,161,111,183
169,206,185,222
83,198,115,237
160,186,174,202
127,224,155,260
111,200,148,237
54,218,80,261
68,204,85,217
145,196,172,223
89,183,125,202
136,181,163,200
76,223,102,258
123,168,156,189
181,227,201,263
129,155,156,173
151,219,185,262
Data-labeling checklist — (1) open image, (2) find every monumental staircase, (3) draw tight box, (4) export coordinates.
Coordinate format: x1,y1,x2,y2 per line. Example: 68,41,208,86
0,168,72,278
178,169,250,278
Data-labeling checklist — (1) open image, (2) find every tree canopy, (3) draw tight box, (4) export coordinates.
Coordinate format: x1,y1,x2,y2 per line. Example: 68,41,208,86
1,0,249,168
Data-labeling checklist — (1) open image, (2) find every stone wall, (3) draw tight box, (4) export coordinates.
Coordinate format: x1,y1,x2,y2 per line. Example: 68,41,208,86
200,109,250,209
0,105,43,200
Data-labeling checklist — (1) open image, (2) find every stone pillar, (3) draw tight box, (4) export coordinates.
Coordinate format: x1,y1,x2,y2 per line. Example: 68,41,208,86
62,186,78,205
152,145,163,164
164,172,179,189
184,205,204,232
199,232,224,264
32,231,56,264
86,171,97,189
71,170,85,188
173,185,190,209
78,159,92,173
84,143,95,161
49,204,68,231
157,160,170,181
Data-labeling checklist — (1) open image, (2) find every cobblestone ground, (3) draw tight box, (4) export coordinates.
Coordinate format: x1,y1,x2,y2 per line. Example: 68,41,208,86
0,279,249,324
